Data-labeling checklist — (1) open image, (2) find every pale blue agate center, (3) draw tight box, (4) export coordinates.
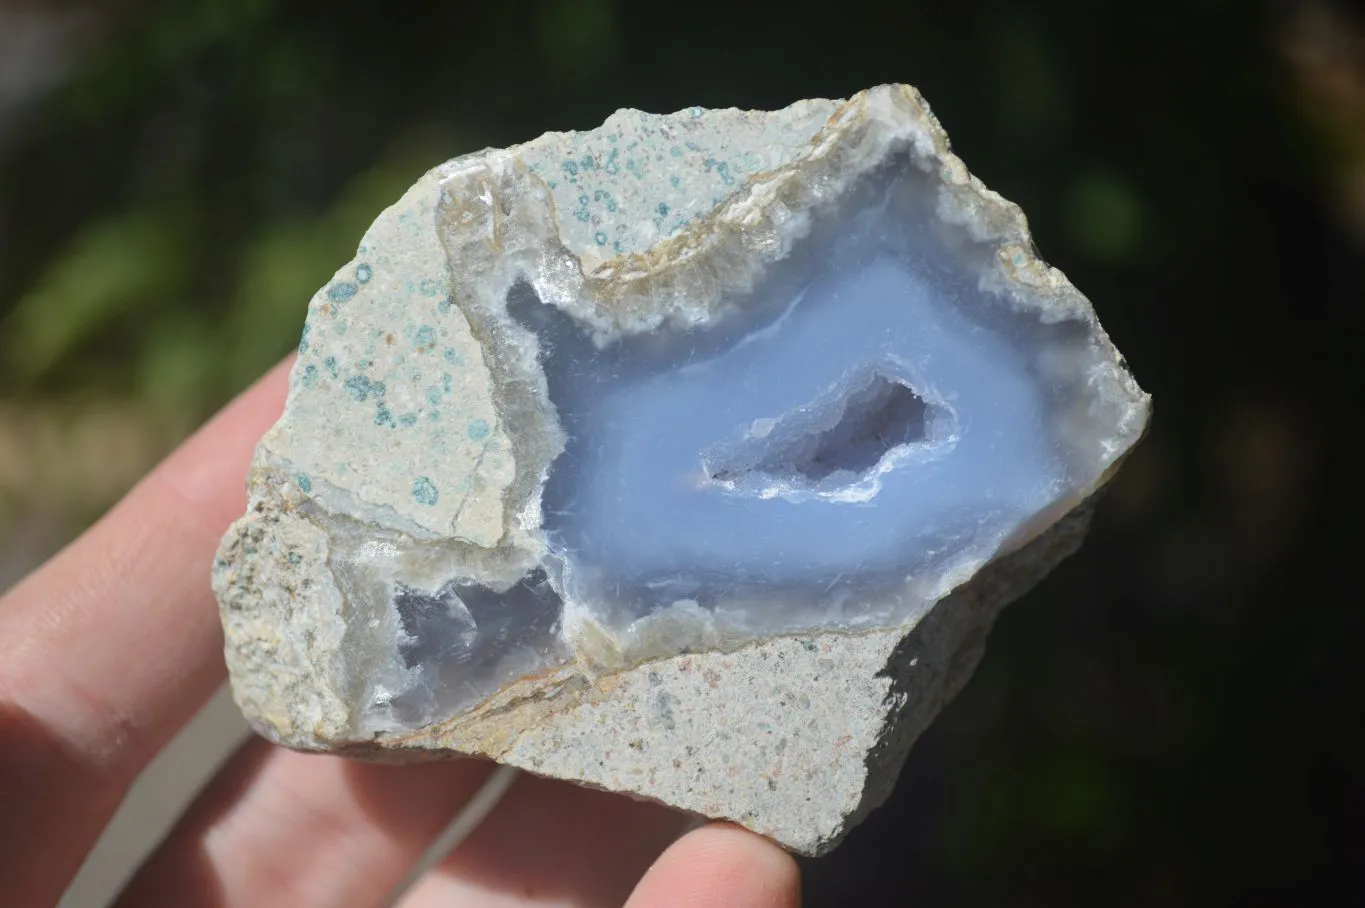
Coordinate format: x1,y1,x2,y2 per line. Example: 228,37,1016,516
517,213,1065,631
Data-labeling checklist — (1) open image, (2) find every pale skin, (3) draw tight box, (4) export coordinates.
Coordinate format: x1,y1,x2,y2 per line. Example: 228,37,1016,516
0,359,802,907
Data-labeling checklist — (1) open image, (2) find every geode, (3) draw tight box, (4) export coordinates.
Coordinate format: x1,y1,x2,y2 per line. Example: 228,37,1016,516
213,85,1149,855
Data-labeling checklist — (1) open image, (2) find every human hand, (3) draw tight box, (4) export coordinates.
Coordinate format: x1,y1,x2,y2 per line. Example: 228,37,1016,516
0,359,802,907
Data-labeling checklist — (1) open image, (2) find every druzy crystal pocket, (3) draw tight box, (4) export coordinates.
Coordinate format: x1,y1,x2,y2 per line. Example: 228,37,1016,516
214,85,1149,854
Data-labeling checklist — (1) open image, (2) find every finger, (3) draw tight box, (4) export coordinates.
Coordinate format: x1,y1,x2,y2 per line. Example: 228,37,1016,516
114,739,497,908
624,823,802,908
397,773,692,907
0,359,291,907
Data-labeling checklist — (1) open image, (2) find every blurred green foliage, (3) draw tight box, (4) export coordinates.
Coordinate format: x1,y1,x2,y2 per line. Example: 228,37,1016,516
3,207,191,382
65,0,274,118
1067,172,1144,261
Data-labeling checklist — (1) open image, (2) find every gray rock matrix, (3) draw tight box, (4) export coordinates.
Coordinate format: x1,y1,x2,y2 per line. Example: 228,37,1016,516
213,85,1149,855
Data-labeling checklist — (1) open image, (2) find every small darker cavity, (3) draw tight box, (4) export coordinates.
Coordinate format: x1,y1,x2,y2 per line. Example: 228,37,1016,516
391,569,562,722
394,584,470,670
756,374,926,482
454,571,563,659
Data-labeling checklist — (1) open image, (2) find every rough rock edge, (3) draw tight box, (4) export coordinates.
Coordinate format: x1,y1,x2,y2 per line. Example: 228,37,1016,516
215,84,1151,853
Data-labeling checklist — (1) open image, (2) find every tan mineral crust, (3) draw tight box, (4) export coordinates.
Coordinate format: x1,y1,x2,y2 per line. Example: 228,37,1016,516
213,85,1150,855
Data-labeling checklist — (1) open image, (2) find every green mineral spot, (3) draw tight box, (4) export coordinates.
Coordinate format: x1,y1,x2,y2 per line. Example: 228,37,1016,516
301,364,318,388
286,552,302,566
419,278,441,297
594,231,608,246
356,263,373,283
328,281,358,303
467,418,491,441
415,324,436,350
344,375,385,401
295,473,313,493
411,476,439,506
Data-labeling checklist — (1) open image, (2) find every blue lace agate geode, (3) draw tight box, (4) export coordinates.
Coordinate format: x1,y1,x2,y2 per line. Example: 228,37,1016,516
215,85,1149,759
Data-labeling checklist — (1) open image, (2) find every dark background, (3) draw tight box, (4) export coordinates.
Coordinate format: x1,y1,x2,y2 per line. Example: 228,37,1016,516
2,0,1361,904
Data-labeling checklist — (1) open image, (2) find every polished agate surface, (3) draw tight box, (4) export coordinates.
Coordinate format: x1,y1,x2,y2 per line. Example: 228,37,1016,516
226,90,1148,740
328,160,1122,733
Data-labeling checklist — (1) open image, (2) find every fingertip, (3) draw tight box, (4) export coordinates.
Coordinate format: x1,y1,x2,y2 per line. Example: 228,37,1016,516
626,821,801,908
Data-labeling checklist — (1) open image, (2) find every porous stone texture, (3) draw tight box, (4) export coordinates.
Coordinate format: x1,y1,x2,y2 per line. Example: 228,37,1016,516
213,85,1150,855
